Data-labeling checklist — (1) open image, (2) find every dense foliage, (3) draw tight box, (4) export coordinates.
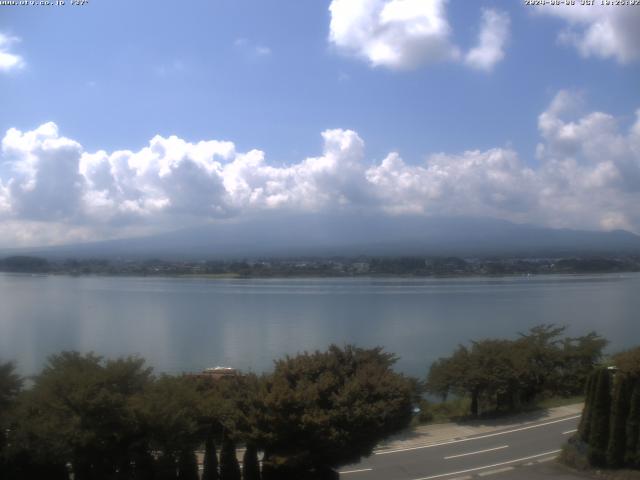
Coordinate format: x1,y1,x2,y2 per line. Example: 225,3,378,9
0,345,415,479
573,347,640,470
257,345,416,476
0,362,22,475
426,325,607,416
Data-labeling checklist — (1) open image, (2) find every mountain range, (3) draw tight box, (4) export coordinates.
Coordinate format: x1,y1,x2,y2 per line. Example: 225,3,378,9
5,215,640,260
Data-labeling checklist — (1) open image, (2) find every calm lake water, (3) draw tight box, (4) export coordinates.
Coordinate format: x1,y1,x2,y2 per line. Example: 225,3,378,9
1,272,639,377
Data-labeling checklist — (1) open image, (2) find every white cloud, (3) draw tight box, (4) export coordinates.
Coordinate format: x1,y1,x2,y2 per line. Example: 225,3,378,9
1,91,640,246
328,0,509,71
533,90,640,230
537,5,640,63
365,90,640,232
366,148,537,219
0,32,25,73
464,9,510,72
2,123,84,220
328,0,459,70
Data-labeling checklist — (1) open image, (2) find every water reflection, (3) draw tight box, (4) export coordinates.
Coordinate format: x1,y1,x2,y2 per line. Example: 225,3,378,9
1,273,638,377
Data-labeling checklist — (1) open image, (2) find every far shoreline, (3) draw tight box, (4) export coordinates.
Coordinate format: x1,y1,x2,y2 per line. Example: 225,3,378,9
1,270,639,281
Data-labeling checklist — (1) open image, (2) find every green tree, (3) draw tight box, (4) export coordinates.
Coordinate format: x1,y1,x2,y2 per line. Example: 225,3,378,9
427,326,606,418
135,375,201,459
578,371,598,443
242,444,260,480
426,354,464,402
626,382,640,467
219,437,241,480
0,362,22,453
10,352,153,479
614,347,640,376
588,368,612,466
177,449,199,480
559,332,607,396
155,453,177,480
257,345,415,475
516,325,566,401
607,374,631,467
132,450,156,480
613,346,640,468
202,431,219,480
195,372,263,479
427,345,483,415
427,339,525,416
0,361,22,412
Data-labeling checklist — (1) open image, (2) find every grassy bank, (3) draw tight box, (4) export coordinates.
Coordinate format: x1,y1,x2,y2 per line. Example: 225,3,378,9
413,395,584,426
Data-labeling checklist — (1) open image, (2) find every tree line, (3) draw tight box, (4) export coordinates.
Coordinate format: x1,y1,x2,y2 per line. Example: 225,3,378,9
426,325,607,417
0,346,416,480
0,326,612,479
2,255,639,277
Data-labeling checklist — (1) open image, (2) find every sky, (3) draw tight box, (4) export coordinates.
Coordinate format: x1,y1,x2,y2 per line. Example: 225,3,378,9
0,0,639,248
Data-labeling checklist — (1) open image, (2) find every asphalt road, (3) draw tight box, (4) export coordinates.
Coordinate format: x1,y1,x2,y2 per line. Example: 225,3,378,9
339,414,582,480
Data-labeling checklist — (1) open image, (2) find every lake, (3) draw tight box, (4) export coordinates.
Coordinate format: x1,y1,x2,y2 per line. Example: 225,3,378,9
1,272,639,378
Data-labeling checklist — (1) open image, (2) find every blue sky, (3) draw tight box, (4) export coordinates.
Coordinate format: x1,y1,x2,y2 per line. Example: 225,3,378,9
0,0,639,247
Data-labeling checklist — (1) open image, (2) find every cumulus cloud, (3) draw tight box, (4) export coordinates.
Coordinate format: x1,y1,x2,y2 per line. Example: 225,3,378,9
2,123,84,220
537,5,640,63
328,0,509,71
328,0,459,69
1,90,640,246
534,90,640,230
464,9,510,71
366,148,537,219
365,90,640,232
0,32,25,73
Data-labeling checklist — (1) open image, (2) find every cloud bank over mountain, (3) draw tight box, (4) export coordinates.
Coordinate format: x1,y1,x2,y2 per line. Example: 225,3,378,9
1,90,639,247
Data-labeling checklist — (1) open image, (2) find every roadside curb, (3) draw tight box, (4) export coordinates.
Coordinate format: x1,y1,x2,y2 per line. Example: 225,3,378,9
373,404,584,455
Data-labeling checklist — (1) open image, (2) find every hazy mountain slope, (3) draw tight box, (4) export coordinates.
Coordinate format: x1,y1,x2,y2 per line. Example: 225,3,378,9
5,215,640,259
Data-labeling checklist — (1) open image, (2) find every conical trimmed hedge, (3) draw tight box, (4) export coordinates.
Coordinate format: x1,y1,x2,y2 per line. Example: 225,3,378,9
242,443,260,480
607,374,631,467
587,368,611,466
626,381,640,468
177,449,199,480
203,433,219,480
579,371,597,442
220,437,241,480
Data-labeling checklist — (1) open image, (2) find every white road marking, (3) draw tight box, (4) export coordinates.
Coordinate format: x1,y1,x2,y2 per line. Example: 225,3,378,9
376,415,579,456
478,466,514,476
338,468,373,475
562,429,577,435
536,456,557,463
410,449,561,480
444,445,509,460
